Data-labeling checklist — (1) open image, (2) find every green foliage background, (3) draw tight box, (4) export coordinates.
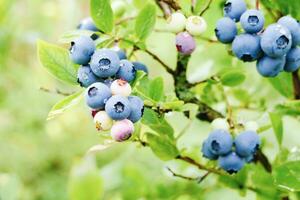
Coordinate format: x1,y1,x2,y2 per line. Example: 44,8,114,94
0,0,300,199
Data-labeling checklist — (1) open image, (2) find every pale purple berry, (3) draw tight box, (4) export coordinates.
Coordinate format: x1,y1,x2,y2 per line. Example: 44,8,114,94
111,119,134,142
175,32,196,55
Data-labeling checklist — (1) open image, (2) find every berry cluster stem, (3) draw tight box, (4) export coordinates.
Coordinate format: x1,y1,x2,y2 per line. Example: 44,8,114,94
292,69,300,99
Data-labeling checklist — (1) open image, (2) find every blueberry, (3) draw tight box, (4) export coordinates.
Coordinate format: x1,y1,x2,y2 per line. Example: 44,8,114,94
105,95,131,120
166,12,187,33
133,62,149,74
206,129,233,155
116,49,127,60
127,96,144,123
116,60,136,82
69,36,96,65
93,111,113,131
201,140,218,160
77,65,101,87
111,119,134,142
240,9,264,34
234,131,260,157
110,79,132,97
261,24,292,58
232,34,263,62
103,78,114,87
90,49,120,78
85,82,112,109
175,32,196,55
223,0,247,22
284,47,300,72
211,118,230,131
218,152,245,174
215,17,237,44
256,55,285,77
278,16,300,47
185,16,207,36
77,17,99,32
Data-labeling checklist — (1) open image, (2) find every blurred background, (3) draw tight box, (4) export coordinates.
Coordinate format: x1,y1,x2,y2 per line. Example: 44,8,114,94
0,0,299,199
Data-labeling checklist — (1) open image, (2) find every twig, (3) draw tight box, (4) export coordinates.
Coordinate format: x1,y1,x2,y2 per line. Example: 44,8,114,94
167,167,199,181
115,16,136,25
197,171,211,183
40,87,75,96
199,0,213,16
292,70,300,99
256,0,259,9
161,0,181,11
156,0,172,18
143,48,174,74
191,0,196,13
254,149,272,172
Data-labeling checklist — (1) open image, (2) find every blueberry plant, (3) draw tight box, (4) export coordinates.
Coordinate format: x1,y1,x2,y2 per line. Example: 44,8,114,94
37,0,300,199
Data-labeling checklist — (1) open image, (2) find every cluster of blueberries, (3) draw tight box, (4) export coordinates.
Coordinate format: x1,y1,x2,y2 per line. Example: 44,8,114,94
201,119,260,173
165,12,207,55
69,17,148,142
215,0,300,77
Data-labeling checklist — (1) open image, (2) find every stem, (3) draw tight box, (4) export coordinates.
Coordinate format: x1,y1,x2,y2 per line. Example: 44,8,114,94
156,1,172,18
167,167,199,181
292,69,300,99
255,150,272,172
143,48,174,74
256,0,259,10
199,0,213,16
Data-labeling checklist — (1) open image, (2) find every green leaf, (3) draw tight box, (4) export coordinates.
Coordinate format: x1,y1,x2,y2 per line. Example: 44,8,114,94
90,0,114,33
142,108,174,139
37,40,79,85
47,90,84,120
162,101,184,110
149,77,164,101
269,112,283,147
194,0,206,15
275,100,300,116
135,4,156,41
273,161,300,192
220,70,246,87
219,167,248,192
146,133,179,161
68,156,103,200
131,70,147,89
269,72,294,98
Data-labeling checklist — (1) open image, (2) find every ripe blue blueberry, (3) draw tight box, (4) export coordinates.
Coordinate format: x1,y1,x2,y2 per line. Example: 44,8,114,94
175,32,196,55
77,17,99,32
103,78,114,87
201,140,218,160
284,47,300,72
240,9,264,34
206,129,233,155
127,96,144,123
234,131,260,157
215,17,237,44
85,82,112,109
218,152,245,174
278,16,300,47
232,34,263,62
90,49,120,78
133,62,149,74
260,24,292,58
69,36,96,65
256,55,285,77
223,0,247,22
105,95,131,120
116,49,127,60
77,65,101,87
116,60,136,82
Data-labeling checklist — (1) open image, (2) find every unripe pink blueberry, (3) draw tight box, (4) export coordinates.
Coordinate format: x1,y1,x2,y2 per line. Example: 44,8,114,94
110,79,132,96
93,111,113,131
175,32,196,55
166,12,186,33
111,119,134,142
185,16,207,36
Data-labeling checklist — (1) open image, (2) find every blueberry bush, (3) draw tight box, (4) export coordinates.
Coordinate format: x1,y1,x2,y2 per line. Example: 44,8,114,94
35,0,300,199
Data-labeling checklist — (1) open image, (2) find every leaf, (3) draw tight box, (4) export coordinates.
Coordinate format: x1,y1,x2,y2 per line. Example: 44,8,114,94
194,0,206,15
47,90,84,120
275,100,300,116
146,133,179,161
142,108,174,139
86,144,113,155
273,161,300,192
135,4,156,41
162,101,184,110
131,70,147,89
90,0,114,33
149,77,164,101
219,167,248,192
220,70,246,87
68,156,103,200
59,30,97,43
269,112,283,147
268,72,294,99
37,40,79,85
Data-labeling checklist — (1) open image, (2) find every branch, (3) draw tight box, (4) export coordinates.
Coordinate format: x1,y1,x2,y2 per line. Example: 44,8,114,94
156,0,172,18
292,69,300,99
256,0,259,9
161,0,181,11
199,0,213,16
254,149,272,173
143,48,174,74
167,167,212,183
40,86,75,96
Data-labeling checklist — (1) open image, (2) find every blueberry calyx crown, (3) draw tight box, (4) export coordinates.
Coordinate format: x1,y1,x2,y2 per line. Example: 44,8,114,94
248,15,259,26
114,102,125,113
276,35,289,49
